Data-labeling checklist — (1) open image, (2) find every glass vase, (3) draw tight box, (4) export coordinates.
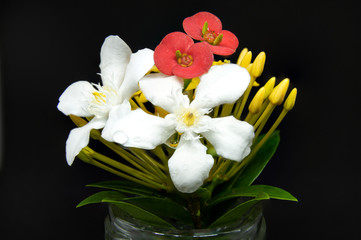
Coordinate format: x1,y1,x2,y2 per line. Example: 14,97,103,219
104,203,266,240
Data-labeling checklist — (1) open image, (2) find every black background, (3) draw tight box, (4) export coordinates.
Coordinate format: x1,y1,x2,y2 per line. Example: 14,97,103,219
1,0,360,239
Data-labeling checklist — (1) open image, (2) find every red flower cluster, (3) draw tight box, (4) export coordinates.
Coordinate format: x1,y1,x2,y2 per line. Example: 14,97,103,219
154,12,239,79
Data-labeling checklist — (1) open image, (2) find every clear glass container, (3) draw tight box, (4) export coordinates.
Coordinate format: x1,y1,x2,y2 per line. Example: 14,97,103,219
104,203,266,240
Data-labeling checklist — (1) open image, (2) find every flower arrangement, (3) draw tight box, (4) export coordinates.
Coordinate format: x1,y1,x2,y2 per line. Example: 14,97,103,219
58,11,297,232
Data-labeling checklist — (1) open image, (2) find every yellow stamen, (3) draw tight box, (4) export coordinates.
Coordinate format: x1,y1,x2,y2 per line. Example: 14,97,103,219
183,111,196,126
92,91,106,103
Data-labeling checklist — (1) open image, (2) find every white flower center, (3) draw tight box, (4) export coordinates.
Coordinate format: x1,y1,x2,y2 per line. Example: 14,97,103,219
88,84,122,117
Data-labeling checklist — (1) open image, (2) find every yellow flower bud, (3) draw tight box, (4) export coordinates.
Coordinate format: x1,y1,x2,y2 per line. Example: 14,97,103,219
269,78,290,105
237,48,248,65
246,63,253,74
240,51,252,68
251,52,266,78
138,92,148,103
263,77,276,99
284,88,297,111
185,77,200,90
249,87,265,114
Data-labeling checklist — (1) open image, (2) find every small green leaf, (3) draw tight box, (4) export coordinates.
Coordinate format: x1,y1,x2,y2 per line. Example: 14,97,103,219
86,180,158,197
208,185,297,208
109,201,176,229
232,131,280,188
209,193,269,228
76,191,126,208
124,196,192,224
202,21,208,35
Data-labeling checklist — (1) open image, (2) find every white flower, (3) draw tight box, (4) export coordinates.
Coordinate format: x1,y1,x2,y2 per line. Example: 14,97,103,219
102,64,254,193
57,35,154,165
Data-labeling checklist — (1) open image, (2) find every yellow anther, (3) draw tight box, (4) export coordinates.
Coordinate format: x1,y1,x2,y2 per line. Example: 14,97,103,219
237,48,248,65
269,78,289,105
240,51,252,68
183,111,196,126
263,77,276,99
185,77,200,91
92,91,106,103
249,87,265,114
251,52,266,78
284,88,297,111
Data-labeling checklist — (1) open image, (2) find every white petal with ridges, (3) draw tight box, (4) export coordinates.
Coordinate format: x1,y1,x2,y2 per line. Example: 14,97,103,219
119,48,154,100
65,117,106,165
99,35,132,89
191,64,250,109
57,81,94,117
102,108,176,149
201,116,254,162
168,136,214,193
139,73,184,113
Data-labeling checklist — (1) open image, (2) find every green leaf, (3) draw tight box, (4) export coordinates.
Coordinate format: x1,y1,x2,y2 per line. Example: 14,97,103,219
108,201,176,229
124,196,192,224
232,131,281,188
208,185,297,208
86,180,158,197
76,191,126,208
208,193,269,228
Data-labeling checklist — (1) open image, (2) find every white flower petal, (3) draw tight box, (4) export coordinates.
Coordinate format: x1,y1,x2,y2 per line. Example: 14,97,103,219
65,117,106,165
119,48,154,100
168,136,214,193
57,81,94,117
201,116,254,162
99,35,132,89
139,73,184,113
101,101,132,141
191,64,250,109
101,108,176,149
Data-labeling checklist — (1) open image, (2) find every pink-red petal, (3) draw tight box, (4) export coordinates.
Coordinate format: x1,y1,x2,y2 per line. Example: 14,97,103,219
172,42,214,79
154,32,194,76
183,12,222,41
208,30,239,56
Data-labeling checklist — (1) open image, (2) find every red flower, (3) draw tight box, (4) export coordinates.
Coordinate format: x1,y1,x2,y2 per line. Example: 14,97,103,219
183,12,239,56
154,32,214,79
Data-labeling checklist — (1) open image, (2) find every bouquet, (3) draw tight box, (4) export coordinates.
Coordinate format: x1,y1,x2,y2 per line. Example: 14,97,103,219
58,11,297,234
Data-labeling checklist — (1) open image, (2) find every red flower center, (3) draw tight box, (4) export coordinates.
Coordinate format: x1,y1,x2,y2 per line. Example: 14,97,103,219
176,51,193,67
203,30,217,44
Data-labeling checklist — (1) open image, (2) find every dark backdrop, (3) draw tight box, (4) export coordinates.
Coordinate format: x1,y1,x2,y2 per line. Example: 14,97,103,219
1,1,360,239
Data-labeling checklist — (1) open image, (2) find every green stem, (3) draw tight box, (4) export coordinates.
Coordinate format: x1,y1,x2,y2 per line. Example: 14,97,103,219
78,150,166,190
